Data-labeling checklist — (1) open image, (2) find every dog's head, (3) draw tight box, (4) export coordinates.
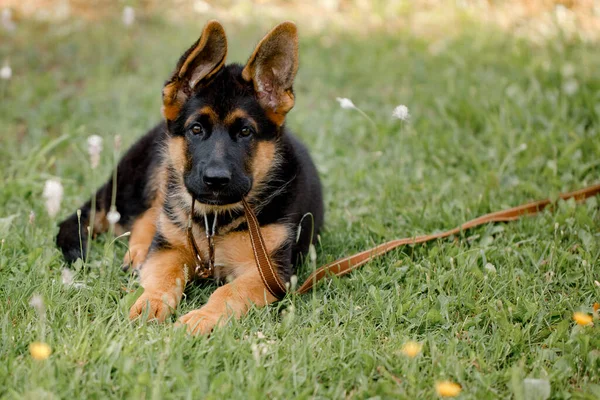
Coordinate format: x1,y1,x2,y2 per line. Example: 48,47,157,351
162,21,298,210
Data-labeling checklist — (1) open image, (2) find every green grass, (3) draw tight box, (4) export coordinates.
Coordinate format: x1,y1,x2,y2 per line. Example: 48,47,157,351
1,15,600,399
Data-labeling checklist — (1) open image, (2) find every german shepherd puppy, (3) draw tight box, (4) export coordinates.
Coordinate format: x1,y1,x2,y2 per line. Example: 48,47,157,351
56,21,324,335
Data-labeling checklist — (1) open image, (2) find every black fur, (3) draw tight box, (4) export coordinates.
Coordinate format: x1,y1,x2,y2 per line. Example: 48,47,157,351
56,124,166,262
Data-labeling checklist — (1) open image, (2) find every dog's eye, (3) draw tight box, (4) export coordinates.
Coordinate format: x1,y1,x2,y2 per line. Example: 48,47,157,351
189,123,204,136
239,127,253,138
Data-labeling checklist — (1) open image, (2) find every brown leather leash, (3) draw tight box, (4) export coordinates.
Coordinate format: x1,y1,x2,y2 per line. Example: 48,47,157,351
245,183,600,299
188,183,600,300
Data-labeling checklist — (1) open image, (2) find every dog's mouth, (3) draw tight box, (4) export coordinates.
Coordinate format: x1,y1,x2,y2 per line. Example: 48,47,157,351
192,190,250,207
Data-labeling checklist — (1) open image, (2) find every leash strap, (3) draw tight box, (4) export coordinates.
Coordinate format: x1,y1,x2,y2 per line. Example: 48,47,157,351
242,183,600,299
241,198,288,299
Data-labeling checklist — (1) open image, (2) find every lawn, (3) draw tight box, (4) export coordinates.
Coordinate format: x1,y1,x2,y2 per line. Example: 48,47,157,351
1,11,600,400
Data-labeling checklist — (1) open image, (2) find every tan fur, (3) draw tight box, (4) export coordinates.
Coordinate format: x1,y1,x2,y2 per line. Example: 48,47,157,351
159,214,190,248
177,270,277,335
185,106,218,128
168,136,188,174
223,109,257,130
92,209,107,235
214,223,289,278
129,247,192,322
251,141,276,186
123,207,159,269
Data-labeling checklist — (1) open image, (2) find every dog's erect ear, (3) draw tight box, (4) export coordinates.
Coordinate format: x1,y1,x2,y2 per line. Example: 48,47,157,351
242,22,299,127
162,20,227,121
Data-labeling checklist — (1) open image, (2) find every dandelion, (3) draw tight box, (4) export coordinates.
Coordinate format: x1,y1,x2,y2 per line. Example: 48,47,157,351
107,208,121,226
573,312,593,326
435,381,462,398
122,6,135,27
484,263,497,274
562,79,579,96
392,105,410,121
0,62,11,80
42,179,63,218
400,341,422,358
29,342,51,360
336,97,355,109
336,97,377,128
29,294,45,316
87,135,103,169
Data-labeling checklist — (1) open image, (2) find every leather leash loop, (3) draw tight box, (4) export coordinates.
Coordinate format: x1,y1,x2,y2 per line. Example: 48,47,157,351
187,199,215,279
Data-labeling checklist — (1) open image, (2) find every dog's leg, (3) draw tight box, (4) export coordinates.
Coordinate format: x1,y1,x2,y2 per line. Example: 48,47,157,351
177,270,278,335
177,223,290,335
122,206,159,270
129,248,188,322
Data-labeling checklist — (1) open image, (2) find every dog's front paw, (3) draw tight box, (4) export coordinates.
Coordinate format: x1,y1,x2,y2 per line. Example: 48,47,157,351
176,309,224,335
129,291,175,322
122,244,149,271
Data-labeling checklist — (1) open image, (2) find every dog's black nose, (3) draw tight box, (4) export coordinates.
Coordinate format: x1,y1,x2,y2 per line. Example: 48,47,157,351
203,167,231,189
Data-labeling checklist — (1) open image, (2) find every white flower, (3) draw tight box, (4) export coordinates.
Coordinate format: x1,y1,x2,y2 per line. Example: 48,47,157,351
392,105,410,121
523,378,551,400
0,62,11,80
562,79,579,96
28,210,35,225
107,209,121,225
122,6,135,27
29,294,44,314
256,331,265,339
336,97,355,109
193,0,211,13
1,9,16,32
484,263,496,274
250,342,270,363
61,268,74,286
87,135,103,169
43,179,64,218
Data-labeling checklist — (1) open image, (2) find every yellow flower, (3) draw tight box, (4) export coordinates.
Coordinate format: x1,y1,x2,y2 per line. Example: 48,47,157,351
29,342,51,360
573,312,593,326
435,381,462,397
401,341,422,358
